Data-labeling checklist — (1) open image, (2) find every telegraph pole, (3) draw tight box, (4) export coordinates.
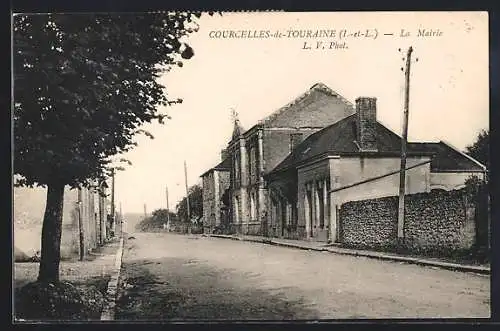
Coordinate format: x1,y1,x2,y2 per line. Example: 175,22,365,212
184,160,191,222
119,202,123,236
111,168,116,237
397,46,414,239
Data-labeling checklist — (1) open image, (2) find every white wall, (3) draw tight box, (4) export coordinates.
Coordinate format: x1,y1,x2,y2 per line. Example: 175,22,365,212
13,185,99,259
430,172,485,190
331,156,432,206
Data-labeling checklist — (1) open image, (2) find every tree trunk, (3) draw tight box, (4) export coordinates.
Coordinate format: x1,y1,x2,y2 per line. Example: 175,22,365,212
37,182,65,283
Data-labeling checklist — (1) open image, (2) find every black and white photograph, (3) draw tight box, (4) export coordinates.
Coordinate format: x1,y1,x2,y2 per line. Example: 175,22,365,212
12,11,490,321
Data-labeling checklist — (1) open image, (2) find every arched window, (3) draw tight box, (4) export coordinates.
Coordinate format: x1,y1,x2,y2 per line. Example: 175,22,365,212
234,196,240,223
250,192,256,220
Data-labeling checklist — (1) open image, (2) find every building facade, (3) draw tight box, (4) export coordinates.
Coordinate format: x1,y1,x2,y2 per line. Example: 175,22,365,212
265,97,487,242
201,153,231,234
225,83,355,235
201,82,487,241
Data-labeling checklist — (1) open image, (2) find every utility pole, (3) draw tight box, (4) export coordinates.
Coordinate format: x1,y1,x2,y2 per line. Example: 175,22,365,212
111,168,116,237
397,46,414,239
144,203,147,219
184,160,191,222
166,185,170,226
99,180,107,243
119,202,123,236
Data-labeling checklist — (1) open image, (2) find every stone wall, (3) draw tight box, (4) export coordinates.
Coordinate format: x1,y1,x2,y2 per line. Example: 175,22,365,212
218,171,230,201
260,87,354,174
202,169,231,233
247,222,262,235
202,172,216,231
262,128,318,174
263,87,354,129
339,188,476,253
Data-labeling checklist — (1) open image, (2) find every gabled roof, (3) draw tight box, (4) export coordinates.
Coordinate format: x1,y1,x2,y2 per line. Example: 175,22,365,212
200,157,231,178
268,114,486,175
407,141,486,172
227,83,354,145
269,114,406,173
214,157,231,171
258,82,354,127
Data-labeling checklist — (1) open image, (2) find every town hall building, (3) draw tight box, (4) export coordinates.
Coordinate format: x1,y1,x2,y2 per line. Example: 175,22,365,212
200,83,486,241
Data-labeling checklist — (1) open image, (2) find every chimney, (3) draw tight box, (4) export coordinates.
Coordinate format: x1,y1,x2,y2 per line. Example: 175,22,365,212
290,133,304,152
221,149,228,161
355,97,378,152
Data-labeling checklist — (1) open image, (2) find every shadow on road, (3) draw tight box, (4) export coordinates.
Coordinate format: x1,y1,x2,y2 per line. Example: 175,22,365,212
115,256,319,321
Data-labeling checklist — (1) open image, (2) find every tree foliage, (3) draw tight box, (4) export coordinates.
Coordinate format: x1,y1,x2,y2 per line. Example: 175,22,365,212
13,12,203,282
136,208,177,232
465,129,489,169
14,12,200,188
176,184,203,222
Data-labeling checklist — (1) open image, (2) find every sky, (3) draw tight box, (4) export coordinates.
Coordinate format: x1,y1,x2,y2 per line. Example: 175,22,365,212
115,11,489,214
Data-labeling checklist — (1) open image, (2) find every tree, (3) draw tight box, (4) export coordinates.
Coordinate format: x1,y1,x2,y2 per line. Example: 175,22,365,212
465,129,489,169
13,12,203,283
176,184,203,222
136,208,177,232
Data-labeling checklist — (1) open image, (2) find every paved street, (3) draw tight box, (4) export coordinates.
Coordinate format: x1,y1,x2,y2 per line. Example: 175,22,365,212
115,232,490,320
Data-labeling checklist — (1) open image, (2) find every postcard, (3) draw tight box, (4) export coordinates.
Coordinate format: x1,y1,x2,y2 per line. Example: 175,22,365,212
13,11,489,321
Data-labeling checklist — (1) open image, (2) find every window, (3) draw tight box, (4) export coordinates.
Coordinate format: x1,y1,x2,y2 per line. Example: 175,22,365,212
248,147,253,181
248,145,259,184
233,153,240,187
234,196,240,223
250,192,256,220
254,146,260,182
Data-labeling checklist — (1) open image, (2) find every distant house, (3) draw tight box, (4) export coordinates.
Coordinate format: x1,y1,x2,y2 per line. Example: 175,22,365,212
200,153,231,234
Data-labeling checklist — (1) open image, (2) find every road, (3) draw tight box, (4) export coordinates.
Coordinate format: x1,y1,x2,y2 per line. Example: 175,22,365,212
115,232,490,320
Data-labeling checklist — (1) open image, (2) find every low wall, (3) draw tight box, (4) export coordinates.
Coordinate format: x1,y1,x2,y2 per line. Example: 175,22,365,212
247,223,261,236
14,186,101,260
339,189,476,253
14,186,79,259
232,222,262,236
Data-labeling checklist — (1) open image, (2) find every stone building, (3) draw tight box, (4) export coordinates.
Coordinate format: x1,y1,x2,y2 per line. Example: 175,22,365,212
201,152,231,234
225,83,354,235
202,82,486,241
265,96,487,242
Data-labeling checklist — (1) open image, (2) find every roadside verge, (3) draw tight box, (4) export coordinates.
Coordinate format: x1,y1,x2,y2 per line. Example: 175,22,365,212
100,237,125,321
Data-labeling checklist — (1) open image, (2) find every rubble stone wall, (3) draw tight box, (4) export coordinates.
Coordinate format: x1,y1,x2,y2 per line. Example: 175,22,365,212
339,189,476,252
